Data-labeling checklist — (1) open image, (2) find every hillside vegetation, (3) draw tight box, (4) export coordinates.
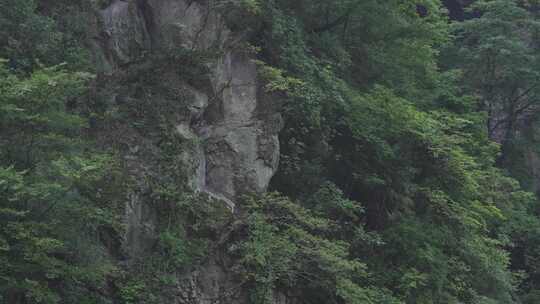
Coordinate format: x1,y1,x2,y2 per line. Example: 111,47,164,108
2,0,540,303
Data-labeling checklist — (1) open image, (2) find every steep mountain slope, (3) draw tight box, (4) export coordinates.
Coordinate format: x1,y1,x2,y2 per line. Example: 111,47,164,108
3,0,540,303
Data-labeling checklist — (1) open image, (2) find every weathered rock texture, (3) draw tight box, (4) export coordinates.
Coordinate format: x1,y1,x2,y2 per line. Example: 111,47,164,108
96,0,280,207
91,0,282,302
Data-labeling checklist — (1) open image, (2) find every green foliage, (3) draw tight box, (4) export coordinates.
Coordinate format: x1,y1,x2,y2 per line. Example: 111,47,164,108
445,0,540,161
255,60,303,93
235,193,400,304
3,1,540,304
0,0,59,71
0,64,93,167
244,0,540,303
0,0,92,72
0,61,124,302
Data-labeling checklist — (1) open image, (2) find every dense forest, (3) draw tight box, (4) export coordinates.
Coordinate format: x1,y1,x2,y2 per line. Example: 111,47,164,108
3,0,540,303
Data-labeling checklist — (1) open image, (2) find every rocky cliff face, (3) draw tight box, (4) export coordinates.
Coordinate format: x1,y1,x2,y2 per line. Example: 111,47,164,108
89,0,282,302
96,0,281,204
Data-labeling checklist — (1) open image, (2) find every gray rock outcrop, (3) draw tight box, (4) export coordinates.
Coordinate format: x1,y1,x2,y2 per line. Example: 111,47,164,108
96,0,280,209
90,0,283,302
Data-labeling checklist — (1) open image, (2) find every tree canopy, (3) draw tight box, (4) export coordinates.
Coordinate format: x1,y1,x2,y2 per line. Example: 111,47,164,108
3,0,540,303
